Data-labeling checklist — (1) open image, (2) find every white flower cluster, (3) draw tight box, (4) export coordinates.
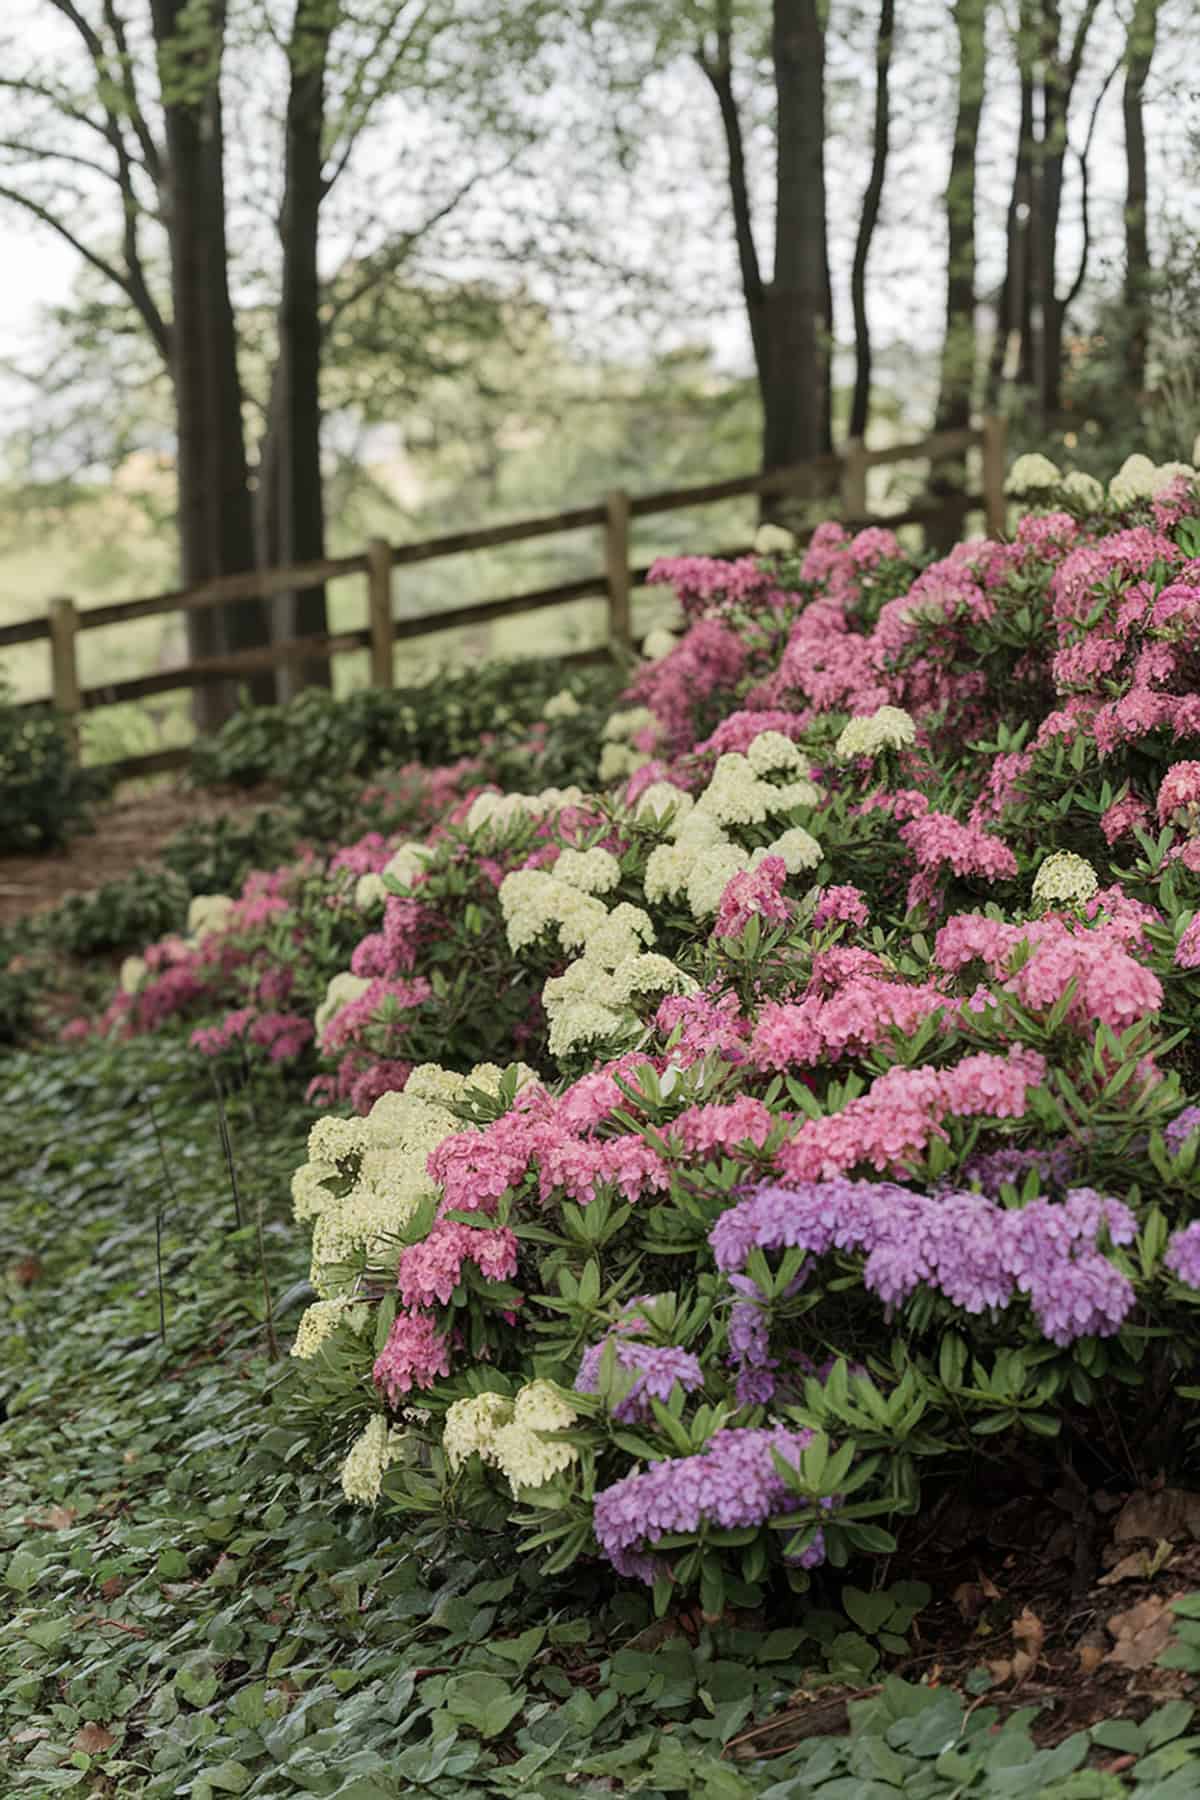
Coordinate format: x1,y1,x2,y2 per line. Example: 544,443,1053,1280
290,1295,368,1360
754,523,797,555
443,1381,579,1492
294,1077,469,1295
339,1413,405,1505
355,842,435,910
1109,453,1198,507
120,955,147,995
639,733,822,919
1061,470,1104,508
187,893,235,940
498,869,610,954
634,782,695,826
314,971,372,1044
599,742,651,783
602,706,656,743
553,846,623,894
1005,453,1063,497
544,941,695,1057
641,626,678,661
543,688,582,720
835,705,917,762
464,786,586,837
1031,851,1099,910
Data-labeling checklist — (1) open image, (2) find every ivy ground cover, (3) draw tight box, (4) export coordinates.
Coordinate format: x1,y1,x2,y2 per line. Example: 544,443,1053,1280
12,449,1200,1787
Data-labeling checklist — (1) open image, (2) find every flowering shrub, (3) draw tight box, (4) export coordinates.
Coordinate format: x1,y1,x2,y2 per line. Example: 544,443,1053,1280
61,449,1200,1616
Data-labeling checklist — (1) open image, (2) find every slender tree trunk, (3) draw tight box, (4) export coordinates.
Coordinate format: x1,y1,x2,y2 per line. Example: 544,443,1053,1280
1034,1,1068,418
987,60,1035,403
1123,0,1159,396
272,0,333,700
150,0,272,728
849,0,894,441
765,0,833,476
935,0,986,435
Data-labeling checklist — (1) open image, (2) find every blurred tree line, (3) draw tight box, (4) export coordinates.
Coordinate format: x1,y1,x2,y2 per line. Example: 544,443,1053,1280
0,0,1190,719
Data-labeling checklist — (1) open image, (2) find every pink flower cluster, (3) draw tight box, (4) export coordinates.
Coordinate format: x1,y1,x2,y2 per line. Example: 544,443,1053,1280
397,1219,519,1307
778,1048,1047,1182
713,856,791,939
934,913,1163,1034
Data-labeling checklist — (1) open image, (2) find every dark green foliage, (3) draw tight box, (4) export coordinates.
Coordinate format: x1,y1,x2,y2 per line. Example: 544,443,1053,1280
189,660,621,795
0,688,112,852
161,810,302,896
44,866,189,956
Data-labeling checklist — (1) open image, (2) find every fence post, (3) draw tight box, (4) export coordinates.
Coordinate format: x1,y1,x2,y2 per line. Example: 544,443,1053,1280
841,438,869,522
366,539,395,689
604,490,632,654
48,596,81,760
981,413,1008,537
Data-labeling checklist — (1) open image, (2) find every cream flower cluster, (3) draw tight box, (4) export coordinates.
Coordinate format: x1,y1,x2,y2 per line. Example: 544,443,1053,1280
290,1295,368,1359
188,893,236,940
1061,470,1104,507
443,1382,579,1492
120,955,148,995
314,971,372,1043
599,706,657,784
1031,851,1099,910
464,786,586,836
1109,453,1198,507
294,1077,469,1295
544,688,582,720
499,869,610,954
835,705,917,762
641,626,679,661
553,846,623,894
639,733,822,919
544,945,695,1057
355,842,433,910
340,1413,405,1505
1005,453,1063,497
754,522,798,555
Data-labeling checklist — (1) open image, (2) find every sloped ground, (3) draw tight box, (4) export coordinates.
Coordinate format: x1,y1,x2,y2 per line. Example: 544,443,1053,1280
0,784,270,928
4,1034,1200,1797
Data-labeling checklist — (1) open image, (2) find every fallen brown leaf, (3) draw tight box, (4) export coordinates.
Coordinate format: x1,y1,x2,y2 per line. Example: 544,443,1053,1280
1113,1489,1200,1546
99,1576,125,1600
953,1581,986,1623
1077,1642,1105,1675
1105,1595,1174,1670
1099,1542,1175,1586
72,1723,115,1755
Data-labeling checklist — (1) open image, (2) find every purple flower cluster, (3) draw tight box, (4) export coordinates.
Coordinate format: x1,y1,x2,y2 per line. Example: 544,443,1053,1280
1166,1107,1200,1159
592,1425,825,1582
959,1144,1076,1197
710,1179,1137,1347
1165,1223,1200,1289
727,1274,778,1406
574,1335,705,1423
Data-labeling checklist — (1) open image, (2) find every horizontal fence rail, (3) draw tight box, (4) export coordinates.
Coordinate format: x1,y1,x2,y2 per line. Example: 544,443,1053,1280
4,418,1006,781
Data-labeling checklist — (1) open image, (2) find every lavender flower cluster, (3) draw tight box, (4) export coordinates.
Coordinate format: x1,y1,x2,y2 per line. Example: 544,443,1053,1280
710,1178,1138,1347
592,1425,827,1582
574,1335,705,1423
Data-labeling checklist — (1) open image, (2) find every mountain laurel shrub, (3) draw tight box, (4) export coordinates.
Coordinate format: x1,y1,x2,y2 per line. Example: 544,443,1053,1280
58,449,1200,1614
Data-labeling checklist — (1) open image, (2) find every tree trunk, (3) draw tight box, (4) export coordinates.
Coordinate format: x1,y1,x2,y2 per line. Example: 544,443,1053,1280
931,0,986,552
1122,0,1159,396
765,0,833,477
272,0,333,701
1033,0,1068,419
849,0,894,441
935,0,986,436
987,57,1035,404
150,0,273,728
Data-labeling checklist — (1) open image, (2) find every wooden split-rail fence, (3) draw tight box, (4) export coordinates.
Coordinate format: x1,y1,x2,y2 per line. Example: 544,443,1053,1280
1,417,1007,782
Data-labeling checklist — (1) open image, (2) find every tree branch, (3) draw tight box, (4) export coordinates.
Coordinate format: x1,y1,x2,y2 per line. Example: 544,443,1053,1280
1062,50,1123,316
101,0,165,188
321,152,522,331
320,0,440,199
1066,0,1103,90
696,6,766,384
